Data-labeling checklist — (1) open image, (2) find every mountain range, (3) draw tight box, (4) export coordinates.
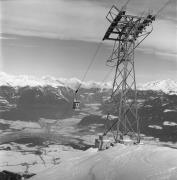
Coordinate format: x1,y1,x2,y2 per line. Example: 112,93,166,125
0,72,177,94
0,72,112,90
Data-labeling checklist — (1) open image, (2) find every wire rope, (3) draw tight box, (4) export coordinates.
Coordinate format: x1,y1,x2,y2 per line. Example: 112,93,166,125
75,41,103,93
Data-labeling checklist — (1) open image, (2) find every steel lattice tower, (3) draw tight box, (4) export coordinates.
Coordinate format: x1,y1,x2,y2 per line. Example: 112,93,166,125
102,5,155,143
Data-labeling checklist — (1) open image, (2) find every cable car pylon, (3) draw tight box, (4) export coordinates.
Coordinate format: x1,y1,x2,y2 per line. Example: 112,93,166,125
95,1,156,149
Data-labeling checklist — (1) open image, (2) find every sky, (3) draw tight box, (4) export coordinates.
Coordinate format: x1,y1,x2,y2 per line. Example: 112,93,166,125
0,0,176,83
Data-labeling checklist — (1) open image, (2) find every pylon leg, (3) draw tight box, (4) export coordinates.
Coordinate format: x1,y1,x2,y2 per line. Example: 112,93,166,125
107,41,139,142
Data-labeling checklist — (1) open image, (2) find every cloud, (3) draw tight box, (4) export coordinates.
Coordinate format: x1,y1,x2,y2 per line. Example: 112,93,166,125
1,0,108,41
139,19,177,56
138,47,177,63
0,0,176,55
0,36,11,40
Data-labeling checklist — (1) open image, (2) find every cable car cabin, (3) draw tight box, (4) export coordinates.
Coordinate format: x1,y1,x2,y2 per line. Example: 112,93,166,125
73,101,80,110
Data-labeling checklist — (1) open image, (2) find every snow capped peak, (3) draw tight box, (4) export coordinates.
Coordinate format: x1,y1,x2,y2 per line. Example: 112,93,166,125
138,79,177,95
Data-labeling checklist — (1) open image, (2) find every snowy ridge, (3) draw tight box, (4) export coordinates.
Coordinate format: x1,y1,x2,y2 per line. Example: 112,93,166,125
0,72,177,94
137,79,177,95
0,72,64,88
0,72,112,89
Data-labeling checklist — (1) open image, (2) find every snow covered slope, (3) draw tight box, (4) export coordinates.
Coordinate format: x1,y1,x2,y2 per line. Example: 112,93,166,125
31,144,177,180
138,79,177,95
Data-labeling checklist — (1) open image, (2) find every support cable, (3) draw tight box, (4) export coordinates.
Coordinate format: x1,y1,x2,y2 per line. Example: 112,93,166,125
75,41,103,93
155,0,172,17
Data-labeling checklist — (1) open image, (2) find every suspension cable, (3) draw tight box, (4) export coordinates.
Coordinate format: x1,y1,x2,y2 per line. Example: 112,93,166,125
155,0,172,17
75,41,103,93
